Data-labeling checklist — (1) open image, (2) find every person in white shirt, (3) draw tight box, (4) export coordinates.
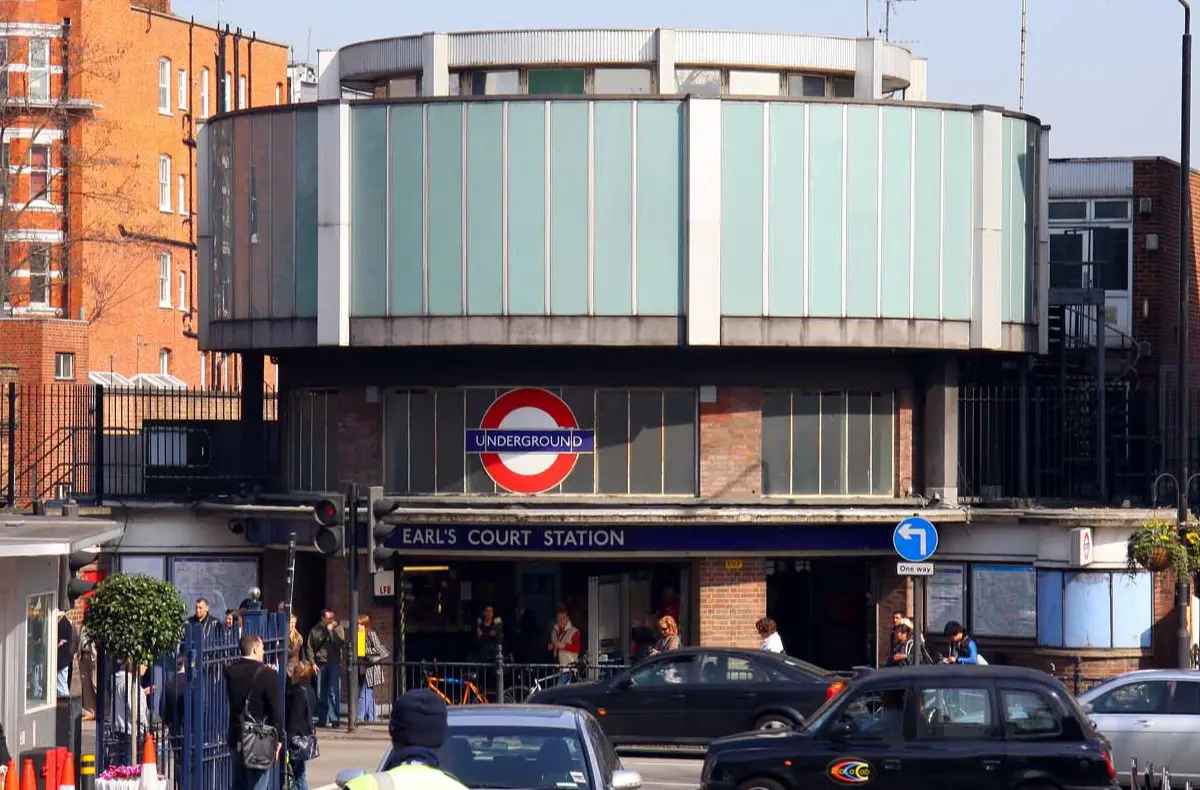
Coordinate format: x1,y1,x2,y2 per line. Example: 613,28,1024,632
756,617,785,654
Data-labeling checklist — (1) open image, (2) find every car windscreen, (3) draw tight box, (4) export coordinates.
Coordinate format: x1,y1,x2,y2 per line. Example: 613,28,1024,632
770,654,831,679
434,726,595,790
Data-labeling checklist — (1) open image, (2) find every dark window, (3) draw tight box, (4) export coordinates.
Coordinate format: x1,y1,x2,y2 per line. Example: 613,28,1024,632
697,654,763,684
528,68,586,95
1089,681,1169,715
1170,681,1200,715
786,74,827,98
29,145,49,202
915,687,996,740
384,388,697,495
1049,231,1085,289
629,655,696,686
0,39,8,96
1093,200,1130,221
830,77,855,98
1049,201,1087,220
285,389,338,491
762,390,894,496
0,141,9,201
1001,689,1063,738
28,244,49,304
832,688,908,740
1091,227,1129,291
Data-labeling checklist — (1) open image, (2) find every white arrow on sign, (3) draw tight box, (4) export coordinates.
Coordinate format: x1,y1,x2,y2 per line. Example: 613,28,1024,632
898,522,926,558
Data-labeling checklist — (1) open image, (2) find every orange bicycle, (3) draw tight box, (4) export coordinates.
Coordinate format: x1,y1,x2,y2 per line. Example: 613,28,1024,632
423,662,489,705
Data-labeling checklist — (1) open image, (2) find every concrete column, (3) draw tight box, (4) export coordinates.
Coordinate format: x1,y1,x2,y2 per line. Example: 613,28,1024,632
241,352,265,478
316,49,340,101
922,357,958,504
971,108,1004,349
655,28,676,93
686,96,721,346
421,33,450,96
906,58,928,101
854,38,884,100
316,102,350,346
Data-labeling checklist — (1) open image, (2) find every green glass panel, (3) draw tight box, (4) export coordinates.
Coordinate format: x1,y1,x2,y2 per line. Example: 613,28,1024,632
845,105,880,317
427,104,463,314
807,104,843,316
593,102,634,315
942,112,973,321
1000,117,1014,323
880,107,912,318
635,101,682,315
389,105,424,315
767,103,804,316
506,102,547,314
293,109,318,318
549,102,589,314
351,106,387,316
466,103,504,314
721,102,764,316
912,109,942,320
529,69,586,95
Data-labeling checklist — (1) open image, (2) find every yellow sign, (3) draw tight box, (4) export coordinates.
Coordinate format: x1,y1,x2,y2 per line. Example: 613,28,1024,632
357,629,367,658
725,559,744,571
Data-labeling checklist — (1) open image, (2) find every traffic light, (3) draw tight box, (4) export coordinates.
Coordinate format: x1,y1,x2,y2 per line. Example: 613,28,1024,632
312,494,346,556
367,485,401,573
61,550,97,609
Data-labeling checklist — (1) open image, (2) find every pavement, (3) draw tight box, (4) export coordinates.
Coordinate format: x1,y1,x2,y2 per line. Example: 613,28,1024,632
308,726,704,790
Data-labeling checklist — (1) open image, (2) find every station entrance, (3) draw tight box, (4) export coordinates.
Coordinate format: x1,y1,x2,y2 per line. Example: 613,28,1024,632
766,557,878,670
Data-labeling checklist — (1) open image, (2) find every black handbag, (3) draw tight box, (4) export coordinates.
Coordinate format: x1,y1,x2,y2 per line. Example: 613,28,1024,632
239,666,280,771
289,733,320,762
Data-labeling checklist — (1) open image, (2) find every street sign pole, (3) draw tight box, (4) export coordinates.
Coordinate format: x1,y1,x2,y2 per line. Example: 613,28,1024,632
913,576,923,665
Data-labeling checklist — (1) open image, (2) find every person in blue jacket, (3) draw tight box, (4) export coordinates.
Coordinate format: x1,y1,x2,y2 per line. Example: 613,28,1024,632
940,621,980,664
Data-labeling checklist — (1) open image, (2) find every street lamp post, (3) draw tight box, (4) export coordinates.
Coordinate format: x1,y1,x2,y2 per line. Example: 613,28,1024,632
1178,0,1193,670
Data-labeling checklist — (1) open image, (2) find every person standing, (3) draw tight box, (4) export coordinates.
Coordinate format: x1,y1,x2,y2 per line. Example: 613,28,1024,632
79,623,97,720
941,621,983,664
56,613,77,699
547,604,581,679
285,660,319,790
357,615,389,723
342,689,468,790
187,598,223,641
650,615,682,655
755,618,785,654
306,610,345,728
225,633,284,790
888,622,916,667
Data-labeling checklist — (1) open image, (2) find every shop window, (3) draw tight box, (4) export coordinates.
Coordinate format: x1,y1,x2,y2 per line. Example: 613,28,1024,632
923,564,965,635
528,68,585,95
675,69,722,95
1049,201,1087,221
383,388,697,496
25,591,54,710
592,68,652,94
1037,570,1152,649
970,565,1036,638
761,391,894,496
285,388,339,491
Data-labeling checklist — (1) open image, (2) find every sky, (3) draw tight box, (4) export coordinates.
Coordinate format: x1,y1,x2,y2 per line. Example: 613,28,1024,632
175,0,1192,160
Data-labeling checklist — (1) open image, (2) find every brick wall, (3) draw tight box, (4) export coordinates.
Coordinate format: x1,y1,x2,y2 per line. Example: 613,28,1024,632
896,390,914,496
876,567,909,666
699,388,762,497
0,318,88,384
696,557,765,648
335,389,383,489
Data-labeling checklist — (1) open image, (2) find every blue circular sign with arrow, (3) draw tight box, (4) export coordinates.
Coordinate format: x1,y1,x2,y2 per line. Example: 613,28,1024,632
893,516,938,563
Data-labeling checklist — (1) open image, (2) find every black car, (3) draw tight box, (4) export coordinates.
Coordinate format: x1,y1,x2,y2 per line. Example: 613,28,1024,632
700,664,1118,790
526,646,855,745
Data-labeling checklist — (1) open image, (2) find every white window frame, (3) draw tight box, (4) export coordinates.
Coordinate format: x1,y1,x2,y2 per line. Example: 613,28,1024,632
224,72,232,111
178,68,188,110
238,74,246,109
274,83,282,105
158,155,171,212
177,174,186,215
54,351,74,381
158,251,171,307
200,68,210,118
178,270,186,311
27,39,49,102
158,57,171,113
199,352,207,390
159,348,170,376
28,245,49,306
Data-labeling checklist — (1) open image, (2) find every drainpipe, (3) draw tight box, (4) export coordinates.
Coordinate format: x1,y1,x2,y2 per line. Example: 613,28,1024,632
185,16,196,319
247,32,255,107
59,17,71,317
216,25,227,113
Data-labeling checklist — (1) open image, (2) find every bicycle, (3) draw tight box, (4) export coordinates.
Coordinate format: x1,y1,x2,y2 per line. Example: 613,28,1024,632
422,661,489,705
504,656,590,704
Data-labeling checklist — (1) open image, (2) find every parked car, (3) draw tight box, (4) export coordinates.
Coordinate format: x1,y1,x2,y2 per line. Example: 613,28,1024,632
700,664,1117,790
1078,669,1200,786
335,705,642,790
526,646,860,745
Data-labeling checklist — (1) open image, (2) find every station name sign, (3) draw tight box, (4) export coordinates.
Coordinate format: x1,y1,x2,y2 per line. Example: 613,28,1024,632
393,526,626,549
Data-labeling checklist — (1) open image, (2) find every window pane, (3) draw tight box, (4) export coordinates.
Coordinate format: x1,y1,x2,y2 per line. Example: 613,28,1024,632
1063,572,1112,648
1091,227,1129,291
595,390,629,494
727,70,780,96
916,688,994,739
434,390,465,493
1036,570,1064,648
786,74,827,98
834,688,907,739
407,391,436,493
846,393,871,494
628,391,663,494
119,555,165,579
470,70,519,95
972,565,1037,638
1112,572,1152,648
1093,200,1130,220
1171,681,1200,715
675,69,721,95
630,656,695,686
25,593,53,709
662,390,696,495
528,68,585,95
388,77,418,98
761,391,791,495
464,388,497,494
1001,690,1062,738
1049,232,1085,289
830,77,855,98
819,392,845,494
871,393,893,494
384,391,410,492
925,565,965,635
593,68,652,94
560,387,596,494
791,393,819,494
1049,201,1087,220
1090,681,1169,715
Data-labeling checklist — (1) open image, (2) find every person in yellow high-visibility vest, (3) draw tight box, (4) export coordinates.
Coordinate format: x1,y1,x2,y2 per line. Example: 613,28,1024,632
343,689,468,790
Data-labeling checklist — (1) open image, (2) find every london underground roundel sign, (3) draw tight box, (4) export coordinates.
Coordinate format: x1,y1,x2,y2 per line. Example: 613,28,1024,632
464,388,596,494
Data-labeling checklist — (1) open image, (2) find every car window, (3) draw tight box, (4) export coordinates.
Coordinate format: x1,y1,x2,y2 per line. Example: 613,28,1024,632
629,655,694,686
1090,681,1170,715
1001,689,1064,738
698,655,764,683
439,726,591,790
771,654,829,679
915,687,996,740
1170,681,1200,715
826,687,908,740
583,717,617,784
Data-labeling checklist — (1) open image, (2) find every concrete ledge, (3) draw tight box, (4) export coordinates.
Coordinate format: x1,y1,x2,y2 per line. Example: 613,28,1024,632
350,316,684,346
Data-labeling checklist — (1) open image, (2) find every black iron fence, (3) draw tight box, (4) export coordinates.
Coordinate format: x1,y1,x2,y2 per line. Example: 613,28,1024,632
0,382,279,506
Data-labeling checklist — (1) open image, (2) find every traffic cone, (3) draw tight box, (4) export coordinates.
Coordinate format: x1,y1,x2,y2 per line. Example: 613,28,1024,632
19,760,34,790
3,761,16,790
58,752,75,790
137,734,159,790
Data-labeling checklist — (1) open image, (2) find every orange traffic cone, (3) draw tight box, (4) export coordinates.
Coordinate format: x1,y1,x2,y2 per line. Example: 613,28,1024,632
19,760,35,790
3,761,16,790
137,734,158,790
57,752,75,790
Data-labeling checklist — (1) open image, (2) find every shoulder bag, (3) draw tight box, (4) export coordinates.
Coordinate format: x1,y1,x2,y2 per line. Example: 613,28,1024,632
288,686,320,762
240,665,280,771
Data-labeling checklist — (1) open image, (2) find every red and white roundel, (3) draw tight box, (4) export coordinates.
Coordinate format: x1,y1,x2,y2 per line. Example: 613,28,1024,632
473,388,588,494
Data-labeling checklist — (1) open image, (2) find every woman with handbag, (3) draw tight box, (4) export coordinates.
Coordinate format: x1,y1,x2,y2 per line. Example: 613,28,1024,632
357,615,389,723
286,660,319,790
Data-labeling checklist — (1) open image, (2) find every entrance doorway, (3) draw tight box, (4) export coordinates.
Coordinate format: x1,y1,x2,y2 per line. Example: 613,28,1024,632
766,558,875,670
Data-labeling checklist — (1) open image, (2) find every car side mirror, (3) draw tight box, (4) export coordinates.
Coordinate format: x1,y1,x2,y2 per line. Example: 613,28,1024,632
336,769,365,787
827,720,854,741
1079,701,1094,715
612,769,643,790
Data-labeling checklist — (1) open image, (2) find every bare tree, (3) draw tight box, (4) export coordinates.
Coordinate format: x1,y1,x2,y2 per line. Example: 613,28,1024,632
0,17,159,324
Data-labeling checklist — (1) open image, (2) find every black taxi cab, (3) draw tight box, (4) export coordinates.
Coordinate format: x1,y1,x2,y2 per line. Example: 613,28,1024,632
699,665,1118,790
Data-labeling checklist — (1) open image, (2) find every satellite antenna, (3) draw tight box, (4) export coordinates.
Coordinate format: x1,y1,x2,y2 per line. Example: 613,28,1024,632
1018,0,1029,110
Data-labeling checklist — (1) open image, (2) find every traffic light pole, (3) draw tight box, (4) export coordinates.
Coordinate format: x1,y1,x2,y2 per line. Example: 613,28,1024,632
347,482,360,733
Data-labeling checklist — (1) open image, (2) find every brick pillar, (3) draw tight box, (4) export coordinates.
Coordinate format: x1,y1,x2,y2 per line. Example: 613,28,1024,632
876,565,909,667
699,388,762,498
696,557,765,648
896,390,914,496
335,388,383,488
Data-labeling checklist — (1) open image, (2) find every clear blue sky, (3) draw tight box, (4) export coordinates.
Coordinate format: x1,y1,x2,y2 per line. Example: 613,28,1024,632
175,0,1192,159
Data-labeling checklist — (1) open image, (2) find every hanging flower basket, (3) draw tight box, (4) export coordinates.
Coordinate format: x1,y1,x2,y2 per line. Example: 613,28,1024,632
1127,518,1194,576
1145,546,1172,572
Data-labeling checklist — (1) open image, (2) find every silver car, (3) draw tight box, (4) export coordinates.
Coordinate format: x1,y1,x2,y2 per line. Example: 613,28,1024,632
336,705,643,790
1078,670,1200,784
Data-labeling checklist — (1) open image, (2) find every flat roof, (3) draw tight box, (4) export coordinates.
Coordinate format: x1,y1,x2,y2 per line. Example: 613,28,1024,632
0,517,125,557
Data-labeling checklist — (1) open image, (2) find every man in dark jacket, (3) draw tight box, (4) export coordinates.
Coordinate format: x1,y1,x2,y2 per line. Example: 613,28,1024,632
186,598,223,641
225,633,284,790
56,613,77,699
306,610,345,728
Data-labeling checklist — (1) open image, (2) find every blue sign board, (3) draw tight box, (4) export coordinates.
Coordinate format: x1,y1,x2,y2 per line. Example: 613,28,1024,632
465,429,595,454
893,517,938,562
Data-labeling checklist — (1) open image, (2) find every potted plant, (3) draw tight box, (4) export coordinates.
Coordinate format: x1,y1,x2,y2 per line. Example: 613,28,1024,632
1127,517,1193,575
84,574,186,776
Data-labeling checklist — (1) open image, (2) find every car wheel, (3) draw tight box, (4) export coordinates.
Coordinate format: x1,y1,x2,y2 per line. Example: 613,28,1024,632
736,777,788,790
754,714,795,732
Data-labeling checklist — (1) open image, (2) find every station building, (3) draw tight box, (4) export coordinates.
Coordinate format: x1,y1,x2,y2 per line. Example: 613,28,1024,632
97,28,1186,680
